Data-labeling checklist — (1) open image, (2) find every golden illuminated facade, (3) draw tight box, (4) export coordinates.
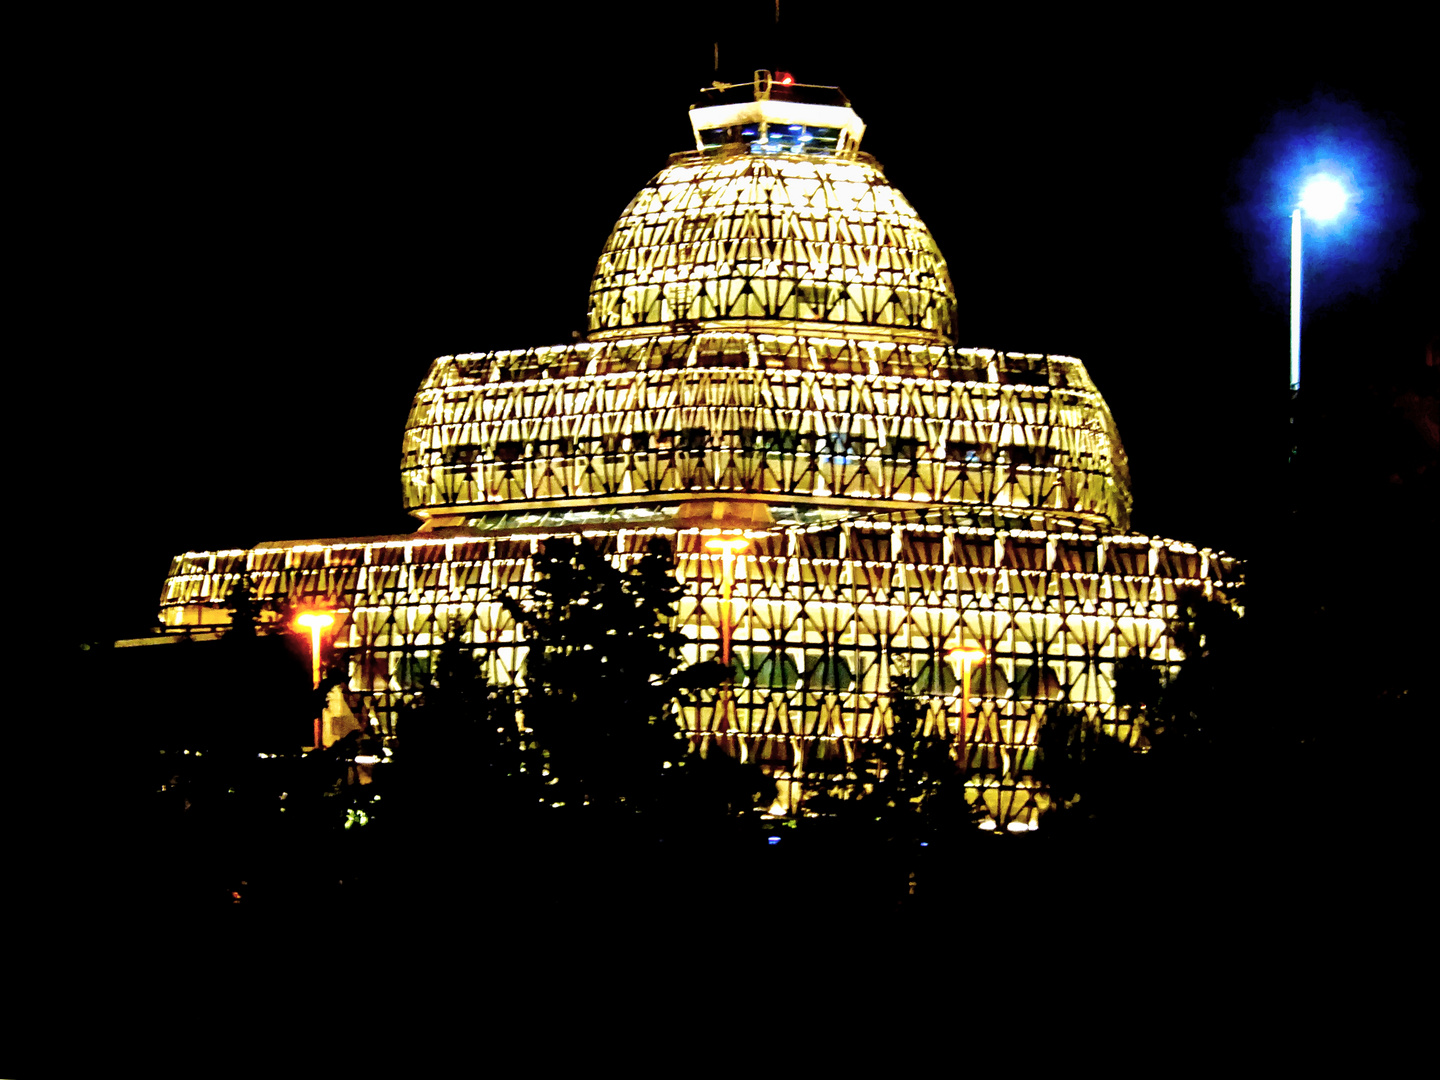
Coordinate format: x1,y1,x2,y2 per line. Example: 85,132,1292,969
160,76,1237,827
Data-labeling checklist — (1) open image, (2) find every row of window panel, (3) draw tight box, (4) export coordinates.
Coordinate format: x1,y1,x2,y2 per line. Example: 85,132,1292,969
345,646,1126,700
428,432,1081,464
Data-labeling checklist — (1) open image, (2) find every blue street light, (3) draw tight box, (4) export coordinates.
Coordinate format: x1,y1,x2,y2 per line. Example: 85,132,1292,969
1291,174,1350,393
1300,176,1347,221
1231,95,1417,409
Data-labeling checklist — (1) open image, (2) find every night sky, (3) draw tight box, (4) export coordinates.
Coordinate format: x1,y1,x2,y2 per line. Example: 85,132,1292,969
63,7,1434,640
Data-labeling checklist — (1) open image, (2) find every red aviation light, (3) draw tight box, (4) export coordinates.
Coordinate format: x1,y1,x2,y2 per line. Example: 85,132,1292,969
777,72,794,85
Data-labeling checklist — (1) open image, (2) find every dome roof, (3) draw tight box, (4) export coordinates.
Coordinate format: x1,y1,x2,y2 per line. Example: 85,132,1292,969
587,82,955,344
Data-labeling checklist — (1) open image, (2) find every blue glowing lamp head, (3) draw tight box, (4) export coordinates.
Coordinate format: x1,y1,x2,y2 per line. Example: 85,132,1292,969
1299,175,1347,221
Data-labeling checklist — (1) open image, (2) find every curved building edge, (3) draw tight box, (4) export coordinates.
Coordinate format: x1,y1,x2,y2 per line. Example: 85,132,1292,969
157,517,1240,828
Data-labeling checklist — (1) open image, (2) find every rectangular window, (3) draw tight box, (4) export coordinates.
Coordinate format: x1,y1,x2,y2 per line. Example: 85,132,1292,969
443,446,481,466
774,430,803,453
818,432,853,462
887,436,920,461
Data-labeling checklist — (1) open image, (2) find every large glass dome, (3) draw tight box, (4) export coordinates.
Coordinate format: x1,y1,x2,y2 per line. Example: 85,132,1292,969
587,153,957,343
587,78,955,344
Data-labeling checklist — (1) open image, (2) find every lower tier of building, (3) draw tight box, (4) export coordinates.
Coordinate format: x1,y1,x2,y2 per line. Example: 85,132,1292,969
159,514,1239,828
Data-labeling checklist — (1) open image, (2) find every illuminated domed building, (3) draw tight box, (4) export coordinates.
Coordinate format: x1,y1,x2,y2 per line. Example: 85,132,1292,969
160,74,1238,827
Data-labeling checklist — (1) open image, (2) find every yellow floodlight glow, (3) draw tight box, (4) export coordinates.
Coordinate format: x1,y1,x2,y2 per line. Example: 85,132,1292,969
295,610,336,750
706,534,750,666
945,645,986,663
945,644,988,751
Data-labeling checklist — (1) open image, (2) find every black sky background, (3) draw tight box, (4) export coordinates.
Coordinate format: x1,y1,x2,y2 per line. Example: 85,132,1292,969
55,6,1434,640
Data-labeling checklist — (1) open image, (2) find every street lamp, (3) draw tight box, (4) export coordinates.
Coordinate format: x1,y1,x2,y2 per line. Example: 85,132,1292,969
704,535,750,667
1290,174,1348,394
295,610,334,749
944,644,986,754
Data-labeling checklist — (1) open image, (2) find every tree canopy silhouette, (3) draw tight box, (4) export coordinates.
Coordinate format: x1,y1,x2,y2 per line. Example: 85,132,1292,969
1040,587,1250,838
808,672,978,846
500,536,728,819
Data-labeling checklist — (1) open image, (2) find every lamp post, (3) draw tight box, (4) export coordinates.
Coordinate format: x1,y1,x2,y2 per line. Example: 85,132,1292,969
1290,174,1348,395
704,535,750,667
295,610,334,749
944,644,986,756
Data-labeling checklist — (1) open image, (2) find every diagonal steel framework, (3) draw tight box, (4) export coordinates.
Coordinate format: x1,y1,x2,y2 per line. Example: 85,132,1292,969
158,78,1238,830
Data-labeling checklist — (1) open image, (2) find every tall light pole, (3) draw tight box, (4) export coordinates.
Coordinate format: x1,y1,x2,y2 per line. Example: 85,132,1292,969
945,644,986,757
704,534,750,751
1290,174,1348,394
295,610,334,749
704,535,750,667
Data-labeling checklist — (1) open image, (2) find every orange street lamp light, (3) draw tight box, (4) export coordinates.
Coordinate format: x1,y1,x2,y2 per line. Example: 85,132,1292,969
295,611,335,749
945,644,987,751
704,535,750,666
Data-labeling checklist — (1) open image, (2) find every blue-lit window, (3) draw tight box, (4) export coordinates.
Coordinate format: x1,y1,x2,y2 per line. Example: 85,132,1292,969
947,443,984,463
699,124,844,157
698,127,730,152
751,124,842,155
817,432,855,463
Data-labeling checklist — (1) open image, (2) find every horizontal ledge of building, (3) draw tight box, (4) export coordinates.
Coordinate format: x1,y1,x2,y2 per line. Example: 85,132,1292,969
583,319,949,347
113,631,225,647
171,521,1229,561
251,533,424,550
408,494,1117,527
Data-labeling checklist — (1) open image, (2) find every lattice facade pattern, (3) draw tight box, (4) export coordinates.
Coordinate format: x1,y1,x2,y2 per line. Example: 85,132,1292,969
160,81,1236,828
587,153,956,343
400,339,1132,531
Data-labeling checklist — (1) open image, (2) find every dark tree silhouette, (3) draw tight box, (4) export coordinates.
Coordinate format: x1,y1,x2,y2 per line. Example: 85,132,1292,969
1034,703,1135,835
1121,589,1248,756
218,575,263,639
403,635,530,809
1038,587,1250,840
805,672,980,906
499,536,730,821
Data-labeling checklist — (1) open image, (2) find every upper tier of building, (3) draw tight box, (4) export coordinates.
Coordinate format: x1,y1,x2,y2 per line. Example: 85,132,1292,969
402,337,1133,532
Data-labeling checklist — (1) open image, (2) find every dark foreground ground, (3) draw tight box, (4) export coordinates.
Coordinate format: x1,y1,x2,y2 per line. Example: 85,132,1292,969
47,748,1407,943
14,736,1420,1080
